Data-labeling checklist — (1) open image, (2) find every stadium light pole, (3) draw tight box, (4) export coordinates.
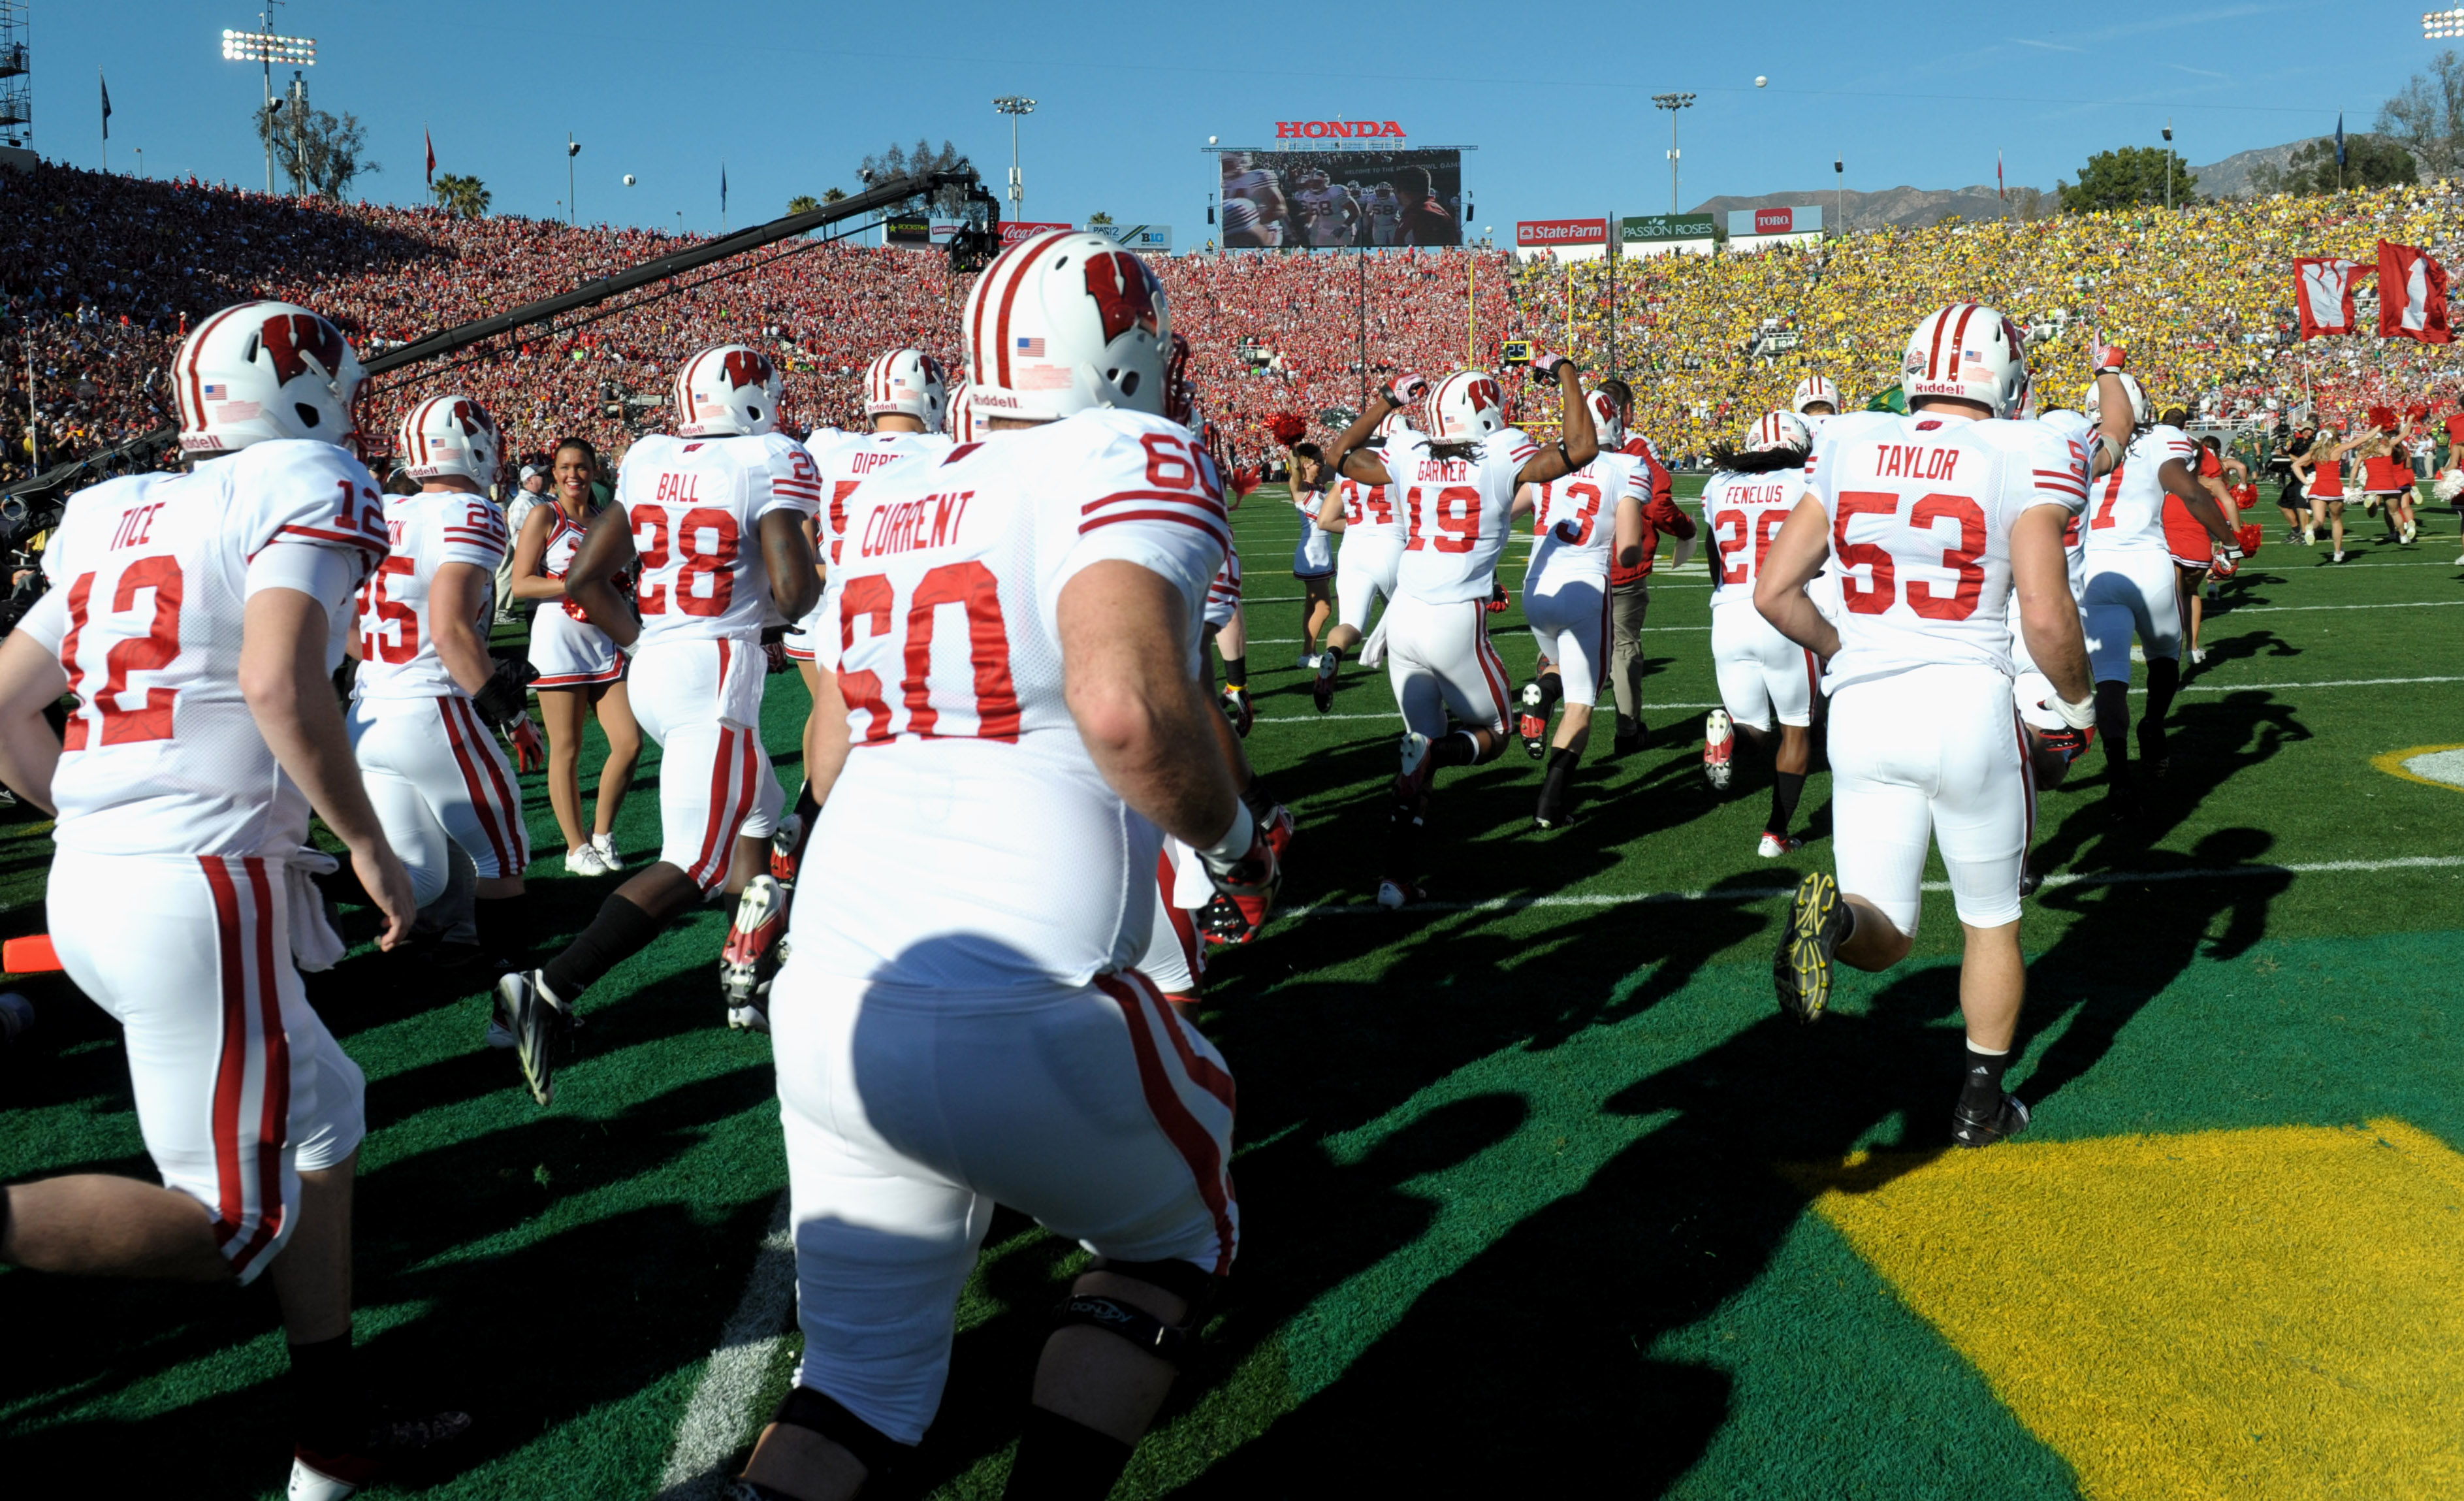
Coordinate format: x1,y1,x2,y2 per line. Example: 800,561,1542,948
2427,8,2464,38
993,95,1036,219
221,14,315,195
567,135,580,226
2163,120,2174,211
1653,93,1694,216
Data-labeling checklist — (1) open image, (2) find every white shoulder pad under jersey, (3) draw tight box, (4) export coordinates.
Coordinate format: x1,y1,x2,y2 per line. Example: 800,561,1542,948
619,430,820,641
23,440,387,857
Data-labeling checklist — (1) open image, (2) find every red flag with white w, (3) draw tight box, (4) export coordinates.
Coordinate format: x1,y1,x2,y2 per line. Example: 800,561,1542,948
2376,239,2452,343
2293,256,2365,338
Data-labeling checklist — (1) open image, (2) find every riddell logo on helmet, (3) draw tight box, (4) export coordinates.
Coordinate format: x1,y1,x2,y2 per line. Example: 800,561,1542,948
1275,121,1406,139
259,312,347,385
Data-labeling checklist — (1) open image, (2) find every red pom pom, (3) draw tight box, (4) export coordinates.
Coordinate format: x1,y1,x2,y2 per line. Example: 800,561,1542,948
1267,412,1309,446
2369,404,2397,430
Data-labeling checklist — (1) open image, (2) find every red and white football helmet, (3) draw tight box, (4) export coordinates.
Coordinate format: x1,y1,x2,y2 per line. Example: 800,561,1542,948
1744,409,1814,453
396,393,503,486
172,300,368,459
1791,375,1842,415
961,230,1179,423
948,379,980,444
1426,370,1507,442
865,347,948,430
2083,372,2154,430
1373,406,1417,444
673,344,784,436
1900,304,2030,419
1586,389,1625,449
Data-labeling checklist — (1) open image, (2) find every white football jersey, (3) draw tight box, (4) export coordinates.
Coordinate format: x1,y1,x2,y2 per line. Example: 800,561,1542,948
1526,449,1644,590
1701,465,1811,608
817,429,957,570
2083,423,2198,557
1224,167,1279,204
21,441,389,857
1334,474,1404,545
616,430,821,643
1391,427,1539,604
1806,410,2090,690
799,410,1228,994
353,489,510,700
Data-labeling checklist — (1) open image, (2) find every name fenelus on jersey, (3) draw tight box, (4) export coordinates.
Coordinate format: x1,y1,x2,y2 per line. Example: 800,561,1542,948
861,490,977,559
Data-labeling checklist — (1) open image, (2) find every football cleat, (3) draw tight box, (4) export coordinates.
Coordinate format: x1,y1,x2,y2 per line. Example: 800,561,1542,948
1198,891,1251,946
769,814,804,888
1703,709,1735,791
1772,870,1851,1024
1262,802,1298,864
1375,877,1424,909
1517,681,1549,759
1219,684,1254,738
496,969,571,1106
1757,832,1802,858
1612,723,1648,758
1311,654,1340,713
1951,1091,2031,1148
1396,730,1437,803
290,1408,473,1500
590,831,624,871
720,875,788,1018
728,1000,771,1033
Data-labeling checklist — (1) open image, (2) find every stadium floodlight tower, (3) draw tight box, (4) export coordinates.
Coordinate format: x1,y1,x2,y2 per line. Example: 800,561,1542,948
2428,8,2464,37
993,94,1035,218
0,1,28,151
221,12,315,193
1653,93,1695,215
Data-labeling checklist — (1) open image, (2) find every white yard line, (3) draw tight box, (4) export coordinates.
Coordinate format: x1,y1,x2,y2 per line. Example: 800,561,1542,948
656,1192,797,1501
2219,598,2464,613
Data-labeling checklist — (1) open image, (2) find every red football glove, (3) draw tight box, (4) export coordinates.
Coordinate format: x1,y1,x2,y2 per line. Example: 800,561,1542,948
2092,344,2127,376
1388,373,1429,406
1198,810,1282,944
506,715,546,774
2034,719,2098,764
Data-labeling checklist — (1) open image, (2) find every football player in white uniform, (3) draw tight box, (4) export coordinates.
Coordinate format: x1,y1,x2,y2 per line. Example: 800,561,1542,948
1513,389,1649,827
1699,410,1822,855
2077,371,2239,807
1368,181,1403,246
1753,303,2098,1148
494,344,822,1102
733,230,1274,1501
1792,375,1842,425
0,301,465,1498
1309,409,1412,712
349,395,539,977
1219,153,1286,249
1287,442,1336,666
1323,355,1597,905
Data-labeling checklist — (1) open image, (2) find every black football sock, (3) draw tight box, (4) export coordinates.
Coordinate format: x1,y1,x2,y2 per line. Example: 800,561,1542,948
474,892,530,960
1529,673,1563,719
1004,1406,1135,1498
1430,729,1481,769
1958,1041,2013,1114
2139,656,2180,762
1238,777,1281,826
1537,745,1581,823
1384,788,1425,883
792,777,822,827
540,892,664,1001
1221,654,1247,690
1768,769,1807,837
287,1331,362,1455
2094,681,2133,784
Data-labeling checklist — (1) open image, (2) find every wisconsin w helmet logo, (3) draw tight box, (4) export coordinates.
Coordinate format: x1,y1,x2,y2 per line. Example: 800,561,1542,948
1084,252,1159,344
451,399,494,436
259,313,348,384
719,349,774,390
1467,378,1501,415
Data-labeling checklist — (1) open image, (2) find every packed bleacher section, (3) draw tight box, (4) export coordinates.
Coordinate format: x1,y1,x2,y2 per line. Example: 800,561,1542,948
7,159,2461,487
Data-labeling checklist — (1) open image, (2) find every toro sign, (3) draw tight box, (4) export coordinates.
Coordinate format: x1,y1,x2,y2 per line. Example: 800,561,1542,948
1727,204,1825,236
1275,120,1408,140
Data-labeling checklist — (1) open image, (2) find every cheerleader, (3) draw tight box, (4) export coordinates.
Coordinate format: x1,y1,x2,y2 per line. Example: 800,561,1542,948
508,436,642,873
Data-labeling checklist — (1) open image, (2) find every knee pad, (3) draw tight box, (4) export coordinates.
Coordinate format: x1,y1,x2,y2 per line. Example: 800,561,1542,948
1055,1258,1217,1364
768,1385,910,1480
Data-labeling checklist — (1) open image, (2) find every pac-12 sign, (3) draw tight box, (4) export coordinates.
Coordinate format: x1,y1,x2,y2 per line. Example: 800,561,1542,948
1274,120,1408,139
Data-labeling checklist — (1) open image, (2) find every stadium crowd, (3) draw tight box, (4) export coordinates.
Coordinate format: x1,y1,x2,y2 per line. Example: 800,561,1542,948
7,161,2464,487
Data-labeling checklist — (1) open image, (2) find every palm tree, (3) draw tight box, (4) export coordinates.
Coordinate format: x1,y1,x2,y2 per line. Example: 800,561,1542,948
822,186,848,204
787,194,821,214
431,172,490,219
1087,211,1115,227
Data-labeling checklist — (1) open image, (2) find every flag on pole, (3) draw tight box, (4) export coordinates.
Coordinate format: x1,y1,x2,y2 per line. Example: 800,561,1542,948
720,161,728,213
1996,150,2004,201
424,127,436,187
2377,240,2451,343
99,71,111,138
2335,113,2347,169
2294,255,2366,338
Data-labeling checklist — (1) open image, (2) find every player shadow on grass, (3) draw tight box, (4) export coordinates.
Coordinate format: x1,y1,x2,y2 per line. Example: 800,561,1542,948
2028,689,2307,879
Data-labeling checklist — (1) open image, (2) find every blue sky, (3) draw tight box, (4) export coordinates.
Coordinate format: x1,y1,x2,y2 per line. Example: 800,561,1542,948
42,0,2438,240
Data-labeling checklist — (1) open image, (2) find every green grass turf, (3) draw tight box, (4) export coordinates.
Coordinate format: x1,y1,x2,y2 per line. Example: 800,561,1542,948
1,479,2461,1495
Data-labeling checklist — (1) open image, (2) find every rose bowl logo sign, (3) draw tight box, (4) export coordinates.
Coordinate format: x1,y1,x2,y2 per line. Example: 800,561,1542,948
1275,120,1407,140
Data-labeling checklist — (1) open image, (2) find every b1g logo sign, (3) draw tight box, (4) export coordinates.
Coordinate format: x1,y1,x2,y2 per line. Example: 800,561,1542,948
1275,120,1407,140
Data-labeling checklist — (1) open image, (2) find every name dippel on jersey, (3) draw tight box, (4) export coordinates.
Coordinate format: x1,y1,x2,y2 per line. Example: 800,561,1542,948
861,490,976,558
1873,444,1962,481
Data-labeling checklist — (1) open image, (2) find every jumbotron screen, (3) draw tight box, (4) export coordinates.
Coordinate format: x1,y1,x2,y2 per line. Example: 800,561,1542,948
1214,148,1465,250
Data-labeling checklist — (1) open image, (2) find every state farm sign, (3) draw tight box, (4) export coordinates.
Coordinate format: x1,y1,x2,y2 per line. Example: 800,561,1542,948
1517,218,1608,247
1275,120,1407,140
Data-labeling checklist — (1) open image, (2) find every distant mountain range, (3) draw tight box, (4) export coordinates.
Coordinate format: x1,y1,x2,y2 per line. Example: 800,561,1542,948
1689,138,2375,230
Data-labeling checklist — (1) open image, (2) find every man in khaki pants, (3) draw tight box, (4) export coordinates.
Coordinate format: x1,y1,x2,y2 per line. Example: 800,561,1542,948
1599,378,1697,756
